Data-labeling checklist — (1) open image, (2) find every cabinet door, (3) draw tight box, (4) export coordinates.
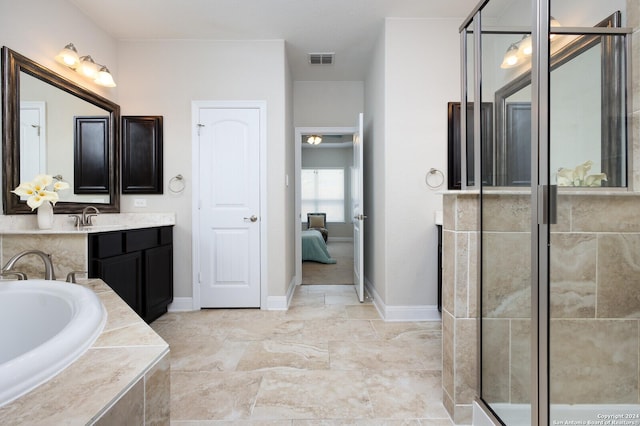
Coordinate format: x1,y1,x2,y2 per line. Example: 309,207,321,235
144,244,173,322
122,116,163,194
94,252,142,314
74,116,110,193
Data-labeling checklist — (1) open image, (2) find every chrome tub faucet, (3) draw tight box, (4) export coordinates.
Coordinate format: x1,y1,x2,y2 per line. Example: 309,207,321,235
2,250,56,280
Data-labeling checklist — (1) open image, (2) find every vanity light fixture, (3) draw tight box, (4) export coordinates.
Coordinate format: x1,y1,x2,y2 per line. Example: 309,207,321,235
500,17,561,69
95,65,116,87
77,55,99,79
55,43,116,87
306,135,322,145
500,43,520,69
55,43,80,68
517,35,532,57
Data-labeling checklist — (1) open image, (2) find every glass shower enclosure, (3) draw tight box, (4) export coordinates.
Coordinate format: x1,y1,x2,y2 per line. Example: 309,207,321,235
460,0,638,424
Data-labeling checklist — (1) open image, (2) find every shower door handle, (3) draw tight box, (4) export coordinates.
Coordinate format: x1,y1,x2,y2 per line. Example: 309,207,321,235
540,184,557,225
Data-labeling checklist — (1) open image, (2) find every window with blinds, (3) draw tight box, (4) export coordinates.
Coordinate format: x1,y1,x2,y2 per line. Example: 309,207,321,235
301,168,345,222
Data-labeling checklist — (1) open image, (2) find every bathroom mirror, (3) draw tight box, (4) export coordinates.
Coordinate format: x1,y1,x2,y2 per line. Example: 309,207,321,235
493,12,626,187
1,46,120,214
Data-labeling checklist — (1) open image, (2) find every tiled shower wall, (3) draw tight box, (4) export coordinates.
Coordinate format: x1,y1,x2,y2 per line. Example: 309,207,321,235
442,192,478,425
443,192,640,423
481,193,640,405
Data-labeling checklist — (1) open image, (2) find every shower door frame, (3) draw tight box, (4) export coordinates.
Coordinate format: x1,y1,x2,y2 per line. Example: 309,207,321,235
461,0,634,425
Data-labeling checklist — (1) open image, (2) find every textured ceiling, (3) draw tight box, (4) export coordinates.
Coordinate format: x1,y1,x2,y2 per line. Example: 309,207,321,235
69,0,479,80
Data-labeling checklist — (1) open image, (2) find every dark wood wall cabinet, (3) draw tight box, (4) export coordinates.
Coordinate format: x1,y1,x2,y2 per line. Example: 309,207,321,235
88,226,173,323
122,116,163,194
74,116,110,194
447,102,494,189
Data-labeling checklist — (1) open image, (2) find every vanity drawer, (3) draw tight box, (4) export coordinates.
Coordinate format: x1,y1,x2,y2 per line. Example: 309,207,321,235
125,228,159,252
91,232,124,258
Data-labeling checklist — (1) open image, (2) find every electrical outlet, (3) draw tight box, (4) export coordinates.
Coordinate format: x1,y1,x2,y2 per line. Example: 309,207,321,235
134,198,147,208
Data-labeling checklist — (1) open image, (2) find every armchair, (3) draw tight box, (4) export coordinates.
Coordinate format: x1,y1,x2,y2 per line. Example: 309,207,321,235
307,213,328,242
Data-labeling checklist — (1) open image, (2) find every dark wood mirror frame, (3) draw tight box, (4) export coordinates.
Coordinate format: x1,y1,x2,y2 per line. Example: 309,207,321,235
1,46,120,214
493,11,625,187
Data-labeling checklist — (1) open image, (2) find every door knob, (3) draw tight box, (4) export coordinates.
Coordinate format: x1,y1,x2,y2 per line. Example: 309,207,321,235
353,214,368,220
244,215,258,222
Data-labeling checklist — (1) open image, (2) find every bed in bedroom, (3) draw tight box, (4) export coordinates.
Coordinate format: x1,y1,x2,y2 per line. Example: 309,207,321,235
301,229,336,264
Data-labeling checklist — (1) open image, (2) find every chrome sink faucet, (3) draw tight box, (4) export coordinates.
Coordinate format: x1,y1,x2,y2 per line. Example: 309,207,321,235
81,206,100,226
69,206,100,227
2,250,56,280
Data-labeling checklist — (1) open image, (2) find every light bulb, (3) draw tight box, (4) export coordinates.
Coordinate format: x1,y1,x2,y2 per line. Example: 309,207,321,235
518,35,532,57
77,56,99,79
95,66,116,87
500,43,520,69
55,43,79,69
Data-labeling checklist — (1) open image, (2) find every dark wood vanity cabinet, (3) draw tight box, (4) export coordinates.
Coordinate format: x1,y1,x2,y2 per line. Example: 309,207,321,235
88,226,173,323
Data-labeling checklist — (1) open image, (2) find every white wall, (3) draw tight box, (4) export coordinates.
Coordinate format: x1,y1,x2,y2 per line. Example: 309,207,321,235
293,81,364,127
284,49,296,295
117,39,291,300
366,18,461,307
363,24,388,303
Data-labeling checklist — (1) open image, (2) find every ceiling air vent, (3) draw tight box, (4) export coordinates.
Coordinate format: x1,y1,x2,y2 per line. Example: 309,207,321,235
309,53,334,65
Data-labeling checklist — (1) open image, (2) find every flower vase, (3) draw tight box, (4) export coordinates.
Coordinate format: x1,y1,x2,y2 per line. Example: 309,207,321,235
37,201,54,230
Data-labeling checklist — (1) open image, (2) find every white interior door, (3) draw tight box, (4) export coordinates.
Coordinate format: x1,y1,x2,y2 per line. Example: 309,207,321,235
20,102,46,182
353,113,365,302
197,107,261,308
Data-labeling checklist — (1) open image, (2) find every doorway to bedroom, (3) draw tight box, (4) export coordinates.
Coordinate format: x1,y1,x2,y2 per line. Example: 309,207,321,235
295,126,356,287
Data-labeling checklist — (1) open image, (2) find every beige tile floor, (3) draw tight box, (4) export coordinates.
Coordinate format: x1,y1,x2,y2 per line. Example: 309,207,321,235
151,284,453,425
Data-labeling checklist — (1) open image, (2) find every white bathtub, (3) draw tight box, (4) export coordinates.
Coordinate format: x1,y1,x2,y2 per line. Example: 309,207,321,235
0,280,106,407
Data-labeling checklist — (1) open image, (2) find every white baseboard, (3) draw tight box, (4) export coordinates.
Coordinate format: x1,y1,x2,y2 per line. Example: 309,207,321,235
286,276,297,307
264,276,295,310
168,297,195,312
365,278,441,322
265,295,288,310
169,285,295,312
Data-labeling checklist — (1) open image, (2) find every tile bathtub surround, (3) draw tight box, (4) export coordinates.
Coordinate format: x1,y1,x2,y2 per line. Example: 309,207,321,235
443,192,640,420
0,279,170,425
152,284,453,425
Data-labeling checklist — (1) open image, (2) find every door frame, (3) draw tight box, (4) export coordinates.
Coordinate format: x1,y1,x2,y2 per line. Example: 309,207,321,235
294,126,356,286
191,100,268,309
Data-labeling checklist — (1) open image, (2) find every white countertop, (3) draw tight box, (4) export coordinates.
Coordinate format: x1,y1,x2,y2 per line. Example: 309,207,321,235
0,212,176,234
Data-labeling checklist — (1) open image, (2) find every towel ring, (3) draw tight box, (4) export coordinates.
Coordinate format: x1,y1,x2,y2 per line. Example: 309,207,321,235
425,168,445,189
168,174,185,193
